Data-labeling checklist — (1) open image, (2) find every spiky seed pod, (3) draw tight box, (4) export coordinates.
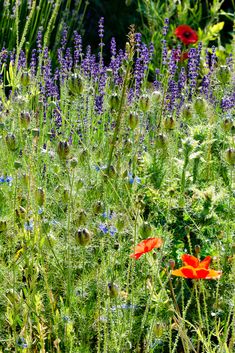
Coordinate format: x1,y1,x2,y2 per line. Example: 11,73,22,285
181,103,193,121
0,221,7,232
68,73,83,95
93,201,103,214
20,111,31,128
57,141,70,160
108,282,119,298
36,187,45,206
70,157,78,168
109,94,120,110
168,259,175,270
217,65,231,84
221,118,233,132
32,128,40,137
14,160,22,169
139,94,150,112
21,71,30,86
129,112,139,130
225,148,235,165
152,90,162,104
6,133,17,151
76,228,91,246
155,133,167,149
194,97,207,115
164,117,175,130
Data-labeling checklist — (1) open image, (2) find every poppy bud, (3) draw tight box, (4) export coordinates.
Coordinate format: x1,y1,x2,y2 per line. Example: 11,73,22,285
155,133,167,149
194,97,207,115
164,116,175,130
225,148,235,165
153,322,164,338
195,245,201,255
79,149,88,163
68,73,83,95
0,220,7,232
20,111,31,128
181,103,193,121
108,282,119,298
217,65,231,85
21,71,30,86
62,188,69,203
129,112,139,130
14,160,22,169
32,128,40,137
221,118,233,132
168,259,175,270
36,187,45,206
152,90,162,104
139,94,150,112
70,157,78,168
6,133,17,151
57,141,70,160
123,138,133,153
109,94,120,110
76,228,91,246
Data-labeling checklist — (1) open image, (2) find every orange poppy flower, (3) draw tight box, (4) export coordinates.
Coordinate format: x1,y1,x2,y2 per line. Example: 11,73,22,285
130,237,163,260
172,254,222,279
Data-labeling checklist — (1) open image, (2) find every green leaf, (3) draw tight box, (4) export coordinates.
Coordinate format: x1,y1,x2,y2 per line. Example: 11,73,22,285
209,22,224,35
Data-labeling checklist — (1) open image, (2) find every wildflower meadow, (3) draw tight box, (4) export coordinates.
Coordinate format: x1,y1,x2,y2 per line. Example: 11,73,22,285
0,0,235,352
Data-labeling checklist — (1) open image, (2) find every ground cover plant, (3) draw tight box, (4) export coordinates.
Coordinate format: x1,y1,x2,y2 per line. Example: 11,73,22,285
0,2,235,353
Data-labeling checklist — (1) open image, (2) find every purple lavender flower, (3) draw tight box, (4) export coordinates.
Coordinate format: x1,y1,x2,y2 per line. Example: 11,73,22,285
73,31,83,67
98,17,105,47
135,33,142,54
161,39,168,65
162,18,169,36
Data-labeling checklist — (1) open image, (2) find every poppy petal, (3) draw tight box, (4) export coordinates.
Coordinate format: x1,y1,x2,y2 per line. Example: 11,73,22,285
205,270,222,279
195,269,209,278
180,266,197,278
130,237,163,260
198,256,211,269
181,254,199,268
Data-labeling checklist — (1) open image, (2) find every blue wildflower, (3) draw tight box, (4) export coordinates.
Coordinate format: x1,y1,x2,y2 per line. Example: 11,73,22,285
128,173,141,185
16,337,28,348
0,176,5,183
24,220,34,232
5,176,13,183
109,226,117,236
38,208,44,215
99,223,109,234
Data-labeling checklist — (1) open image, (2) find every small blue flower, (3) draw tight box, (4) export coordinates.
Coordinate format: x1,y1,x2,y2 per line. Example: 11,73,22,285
99,223,109,234
16,337,28,348
24,220,34,232
110,304,138,311
62,315,70,323
102,210,115,219
128,173,141,185
109,226,117,236
0,176,5,183
38,208,44,215
5,176,13,183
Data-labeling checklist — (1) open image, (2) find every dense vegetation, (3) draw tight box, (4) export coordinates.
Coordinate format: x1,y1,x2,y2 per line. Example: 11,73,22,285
0,1,234,352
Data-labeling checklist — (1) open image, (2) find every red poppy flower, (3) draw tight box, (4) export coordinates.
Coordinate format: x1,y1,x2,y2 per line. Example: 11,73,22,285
174,25,198,45
130,237,163,260
172,254,222,279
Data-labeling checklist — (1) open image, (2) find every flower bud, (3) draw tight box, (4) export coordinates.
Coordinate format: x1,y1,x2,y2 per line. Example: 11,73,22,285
109,94,120,110
22,173,30,187
225,148,235,165
6,133,17,151
195,245,201,255
57,141,70,160
76,228,91,246
36,187,45,206
217,65,231,85
168,259,175,270
139,94,150,112
20,111,31,128
76,210,87,226
62,188,69,203
93,201,103,214
106,68,113,77
68,73,83,95
75,178,84,190
79,149,88,163
129,112,139,130
164,116,175,130
140,222,152,237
